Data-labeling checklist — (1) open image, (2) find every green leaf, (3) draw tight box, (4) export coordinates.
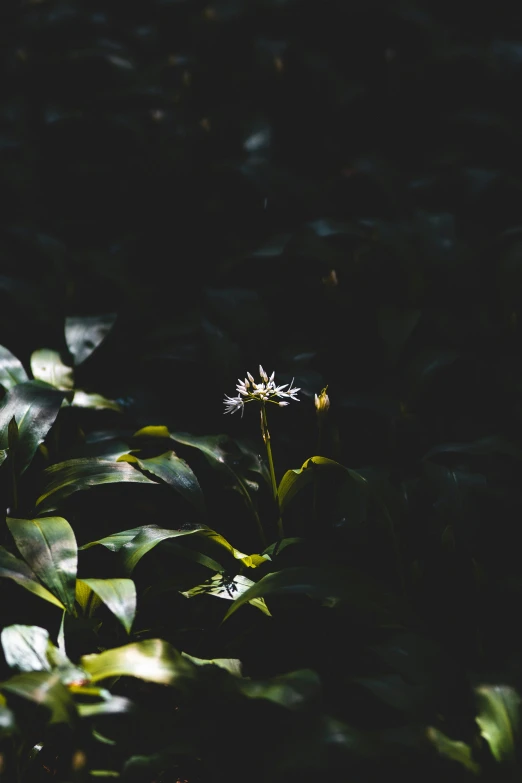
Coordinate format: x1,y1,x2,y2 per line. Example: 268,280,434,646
30,349,74,391
0,345,28,390
119,526,209,574
1,625,52,672
475,685,521,765
239,669,321,709
77,579,136,633
118,451,205,516
181,574,271,616
427,727,480,774
80,527,143,552
278,457,367,512
36,458,157,512
0,546,65,609
79,524,260,573
81,639,191,684
181,653,242,676
65,313,117,366
72,391,122,412
0,382,66,474
7,516,77,614
223,566,402,622
0,672,76,724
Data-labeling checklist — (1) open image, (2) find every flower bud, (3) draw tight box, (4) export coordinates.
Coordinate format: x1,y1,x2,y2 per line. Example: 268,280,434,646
314,386,330,417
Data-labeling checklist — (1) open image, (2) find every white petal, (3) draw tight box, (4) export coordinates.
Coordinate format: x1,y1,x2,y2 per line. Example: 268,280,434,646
247,372,255,383
259,365,268,382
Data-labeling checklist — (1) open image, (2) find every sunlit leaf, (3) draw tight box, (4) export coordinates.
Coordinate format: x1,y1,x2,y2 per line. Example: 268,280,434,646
7,516,77,614
0,382,65,474
223,566,403,622
181,653,242,676
65,314,117,366
0,671,76,724
427,727,480,774
0,546,65,609
1,625,52,672
30,349,74,391
475,685,521,765
0,345,28,390
72,391,122,412
36,458,157,511
78,579,136,633
81,639,192,684
181,573,271,616
118,451,205,516
278,456,367,512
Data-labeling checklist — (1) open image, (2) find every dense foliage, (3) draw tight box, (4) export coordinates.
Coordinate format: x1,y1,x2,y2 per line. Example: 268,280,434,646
3,0,522,780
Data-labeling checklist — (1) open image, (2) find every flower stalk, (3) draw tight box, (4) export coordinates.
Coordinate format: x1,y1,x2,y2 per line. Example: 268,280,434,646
224,365,299,542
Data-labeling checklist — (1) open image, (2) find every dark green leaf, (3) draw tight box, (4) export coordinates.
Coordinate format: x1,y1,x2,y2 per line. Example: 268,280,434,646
0,345,28,390
7,516,77,614
0,671,76,724
278,456,367,512
240,669,321,709
0,382,65,474
36,458,157,512
65,314,117,366
223,566,403,622
78,579,136,633
118,451,205,516
0,546,65,609
427,727,480,774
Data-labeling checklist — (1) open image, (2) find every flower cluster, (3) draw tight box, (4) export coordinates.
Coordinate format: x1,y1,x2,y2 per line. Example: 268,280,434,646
224,365,300,416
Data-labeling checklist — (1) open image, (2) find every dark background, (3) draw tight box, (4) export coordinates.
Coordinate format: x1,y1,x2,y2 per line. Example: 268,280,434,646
3,0,522,747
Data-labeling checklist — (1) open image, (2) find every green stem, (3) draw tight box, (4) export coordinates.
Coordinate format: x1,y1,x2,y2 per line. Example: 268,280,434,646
260,404,284,538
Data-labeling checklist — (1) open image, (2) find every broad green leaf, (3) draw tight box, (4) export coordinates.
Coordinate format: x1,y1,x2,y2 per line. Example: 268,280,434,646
427,727,480,774
65,313,117,366
223,566,402,622
72,391,121,412
36,458,157,511
80,527,142,552
0,546,65,609
0,382,65,474
181,653,242,676
78,579,136,633
79,524,259,573
133,425,171,440
0,671,76,724
0,345,28,390
475,685,521,765
181,574,271,616
118,451,205,516
278,456,367,512
81,639,191,684
240,669,321,709
119,525,208,574
1,625,52,672
7,516,77,614
30,349,74,391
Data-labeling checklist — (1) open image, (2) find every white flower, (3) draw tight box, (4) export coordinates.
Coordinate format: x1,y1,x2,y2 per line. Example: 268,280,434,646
223,367,300,415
